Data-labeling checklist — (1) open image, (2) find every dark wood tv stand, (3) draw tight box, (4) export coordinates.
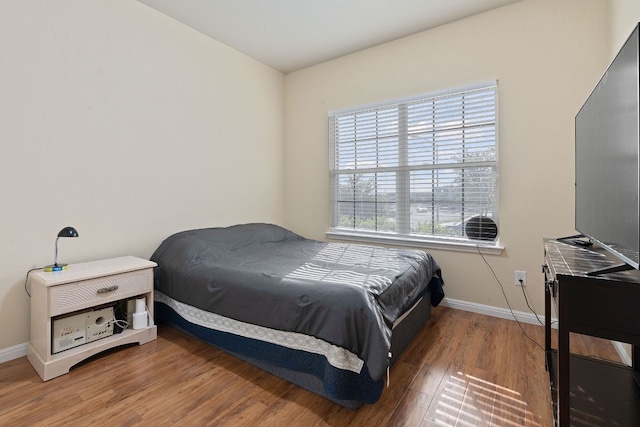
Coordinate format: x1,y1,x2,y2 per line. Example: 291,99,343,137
543,239,640,426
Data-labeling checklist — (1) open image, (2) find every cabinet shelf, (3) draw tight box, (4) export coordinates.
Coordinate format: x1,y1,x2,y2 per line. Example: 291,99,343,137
28,326,156,380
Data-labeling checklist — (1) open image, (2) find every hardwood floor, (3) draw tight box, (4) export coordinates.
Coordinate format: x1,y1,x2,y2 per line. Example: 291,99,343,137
0,307,621,426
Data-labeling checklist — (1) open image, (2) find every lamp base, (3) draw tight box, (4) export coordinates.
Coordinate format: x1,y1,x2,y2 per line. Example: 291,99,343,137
44,264,68,272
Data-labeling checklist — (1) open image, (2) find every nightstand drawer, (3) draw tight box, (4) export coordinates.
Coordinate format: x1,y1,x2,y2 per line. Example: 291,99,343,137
49,269,152,316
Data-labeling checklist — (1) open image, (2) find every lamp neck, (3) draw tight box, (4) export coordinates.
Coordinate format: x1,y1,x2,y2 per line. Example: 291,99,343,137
54,236,60,266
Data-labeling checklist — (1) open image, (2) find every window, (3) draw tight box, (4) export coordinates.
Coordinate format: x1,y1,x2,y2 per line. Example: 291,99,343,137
328,82,498,248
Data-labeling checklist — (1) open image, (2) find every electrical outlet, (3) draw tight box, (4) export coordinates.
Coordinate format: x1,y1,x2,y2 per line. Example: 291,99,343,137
515,270,527,286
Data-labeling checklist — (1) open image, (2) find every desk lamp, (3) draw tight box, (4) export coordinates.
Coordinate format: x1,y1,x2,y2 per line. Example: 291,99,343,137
44,226,79,272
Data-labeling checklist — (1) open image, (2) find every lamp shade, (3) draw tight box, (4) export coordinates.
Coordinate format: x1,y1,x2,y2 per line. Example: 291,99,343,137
57,226,79,238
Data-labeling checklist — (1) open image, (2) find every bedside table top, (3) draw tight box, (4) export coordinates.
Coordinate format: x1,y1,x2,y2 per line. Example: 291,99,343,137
29,256,157,286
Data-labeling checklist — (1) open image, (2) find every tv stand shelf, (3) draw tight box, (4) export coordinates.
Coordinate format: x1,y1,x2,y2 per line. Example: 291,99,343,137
543,239,640,426
546,350,640,425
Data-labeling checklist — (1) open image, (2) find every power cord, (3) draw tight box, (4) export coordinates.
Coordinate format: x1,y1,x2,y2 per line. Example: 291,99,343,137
519,282,547,326
476,245,545,352
112,303,131,332
23,267,45,298
112,318,130,330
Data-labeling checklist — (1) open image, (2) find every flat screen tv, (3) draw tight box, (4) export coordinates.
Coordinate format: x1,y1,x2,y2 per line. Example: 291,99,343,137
575,23,640,273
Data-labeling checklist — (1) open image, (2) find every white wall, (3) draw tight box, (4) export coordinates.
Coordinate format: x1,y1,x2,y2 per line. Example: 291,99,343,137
0,0,619,357
0,1,285,351
610,0,640,54
283,0,609,314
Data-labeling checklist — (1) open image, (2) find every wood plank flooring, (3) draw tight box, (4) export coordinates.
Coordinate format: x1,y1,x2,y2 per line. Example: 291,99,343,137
0,307,621,426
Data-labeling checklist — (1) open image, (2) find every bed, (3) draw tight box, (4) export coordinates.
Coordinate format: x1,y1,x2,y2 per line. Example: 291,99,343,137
150,223,444,408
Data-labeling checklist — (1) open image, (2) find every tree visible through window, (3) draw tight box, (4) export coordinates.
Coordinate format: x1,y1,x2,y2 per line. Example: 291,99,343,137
329,83,498,243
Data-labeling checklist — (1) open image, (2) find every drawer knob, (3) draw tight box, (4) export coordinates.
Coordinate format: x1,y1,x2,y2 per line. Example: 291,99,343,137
97,285,119,294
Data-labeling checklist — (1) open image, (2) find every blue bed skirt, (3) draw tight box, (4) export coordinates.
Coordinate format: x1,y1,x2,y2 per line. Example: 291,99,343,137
154,279,439,408
155,302,384,408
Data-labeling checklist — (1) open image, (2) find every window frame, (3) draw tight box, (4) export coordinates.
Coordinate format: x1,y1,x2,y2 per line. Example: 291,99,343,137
327,81,502,254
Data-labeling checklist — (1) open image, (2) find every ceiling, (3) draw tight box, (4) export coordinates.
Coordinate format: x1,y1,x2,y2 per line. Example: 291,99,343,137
137,0,522,74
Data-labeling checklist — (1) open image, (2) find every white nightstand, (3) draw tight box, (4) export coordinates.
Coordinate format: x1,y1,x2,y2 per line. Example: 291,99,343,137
26,256,158,381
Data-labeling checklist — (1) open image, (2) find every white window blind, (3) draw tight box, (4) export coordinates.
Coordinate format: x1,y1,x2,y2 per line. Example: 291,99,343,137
329,83,498,244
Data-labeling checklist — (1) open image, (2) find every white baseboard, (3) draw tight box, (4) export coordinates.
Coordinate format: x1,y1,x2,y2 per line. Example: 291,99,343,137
613,341,633,366
0,342,28,364
440,297,556,327
0,298,553,364
0,298,630,366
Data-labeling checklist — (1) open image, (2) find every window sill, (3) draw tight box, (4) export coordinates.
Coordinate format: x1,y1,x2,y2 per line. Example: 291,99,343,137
325,230,504,255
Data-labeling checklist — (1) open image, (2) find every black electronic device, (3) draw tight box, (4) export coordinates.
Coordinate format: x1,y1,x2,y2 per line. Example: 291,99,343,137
575,22,640,273
572,239,593,248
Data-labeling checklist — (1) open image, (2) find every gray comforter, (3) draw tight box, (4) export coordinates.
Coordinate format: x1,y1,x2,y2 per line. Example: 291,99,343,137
150,223,442,381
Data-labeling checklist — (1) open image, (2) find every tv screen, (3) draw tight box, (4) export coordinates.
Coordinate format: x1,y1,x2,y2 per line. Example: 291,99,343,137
575,23,640,270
